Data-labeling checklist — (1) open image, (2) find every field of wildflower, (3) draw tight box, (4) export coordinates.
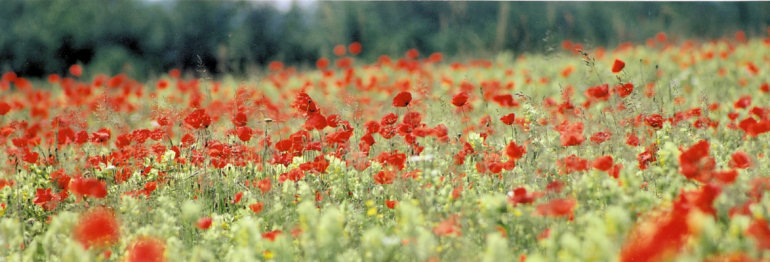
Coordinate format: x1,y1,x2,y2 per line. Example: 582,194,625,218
1,33,770,261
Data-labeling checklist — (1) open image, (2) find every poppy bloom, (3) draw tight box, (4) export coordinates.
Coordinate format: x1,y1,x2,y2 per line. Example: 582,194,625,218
373,170,395,185
304,112,327,131
679,140,715,182
184,109,212,129
714,170,739,184
70,177,108,199
232,112,248,127
257,178,271,194
616,83,634,98
316,57,329,69
348,42,362,55
729,151,752,169
734,95,752,109
231,192,243,204
433,215,462,237
69,64,83,77
536,198,576,218
508,187,539,206
74,207,120,249
637,149,656,170
249,202,264,213
33,188,59,211
333,45,346,56
385,200,398,209
451,92,469,107
612,59,625,73
236,126,252,142
590,131,611,144
585,84,610,101
644,114,664,129
0,101,10,115
406,48,419,59
505,141,526,160
492,94,518,107
262,230,282,241
291,92,319,115
747,218,770,250
196,217,213,230
125,237,165,262
392,91,412,107
380,113,399,126
592,155,614,171
500,113,515,125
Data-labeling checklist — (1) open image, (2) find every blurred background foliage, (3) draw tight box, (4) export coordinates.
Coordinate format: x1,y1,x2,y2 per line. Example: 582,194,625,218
1,1,769,79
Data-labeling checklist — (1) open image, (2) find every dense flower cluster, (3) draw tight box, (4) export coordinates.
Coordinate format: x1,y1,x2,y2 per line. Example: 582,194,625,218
1,32,770,261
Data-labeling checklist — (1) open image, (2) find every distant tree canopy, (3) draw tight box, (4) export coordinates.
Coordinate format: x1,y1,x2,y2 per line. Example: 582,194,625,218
1,1,769,79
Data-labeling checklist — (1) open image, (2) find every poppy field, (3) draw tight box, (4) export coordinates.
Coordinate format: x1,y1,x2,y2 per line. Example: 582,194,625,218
2,33,770,261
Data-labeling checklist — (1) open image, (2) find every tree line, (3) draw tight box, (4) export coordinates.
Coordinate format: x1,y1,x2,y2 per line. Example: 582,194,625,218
1,1,768,79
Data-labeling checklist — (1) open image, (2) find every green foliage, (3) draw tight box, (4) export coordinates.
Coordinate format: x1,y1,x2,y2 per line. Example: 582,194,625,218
2,1,770,79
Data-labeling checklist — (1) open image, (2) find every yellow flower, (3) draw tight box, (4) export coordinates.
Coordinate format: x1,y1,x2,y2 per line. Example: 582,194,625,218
264,250,274,259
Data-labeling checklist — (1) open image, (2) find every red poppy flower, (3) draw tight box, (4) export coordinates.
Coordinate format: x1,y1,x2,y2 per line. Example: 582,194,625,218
126,237,165,262
585,84,610,101
392,91,412,107
406,48,419,59
262,230,282,241
612,59,625,73
644,114,664,129
590,131,611,144
373,170,395,185
536,198,576,218
69,64,83,77
316,57,329,69
231,192,243,204
74,207,120,249
505,141,526,160
349,42,362,55
257,178,271,193
734,95,752,109
508,187,538,206
616,83,634,98
70,177,108,199
747,218,770,250
561,65,574,77
637,149,657,170
679,140,715,182
385,200,398,209
236,126,252,142
196,217,213,230
492,94,518,107
33,188,59,211
268,61,283,71
0,101,10,115
291,92,319,115
90,128,112,143
559,154,589,174
333,45,346,56
184,109,212,129
451,92,469,107
592,155,614,171
249,202,264,213
381,113,399,126
500,113,516,125
714,170,739,184
232,112,248,127
304,112,327,131
433,215,462,237
729,151,752,169
365,120,380,134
